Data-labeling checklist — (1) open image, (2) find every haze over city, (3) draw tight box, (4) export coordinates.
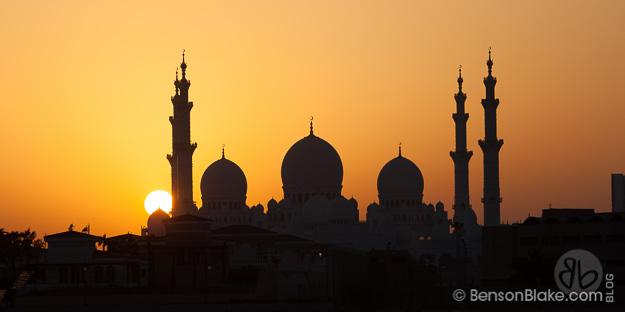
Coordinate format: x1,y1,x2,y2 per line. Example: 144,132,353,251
2,0,625,237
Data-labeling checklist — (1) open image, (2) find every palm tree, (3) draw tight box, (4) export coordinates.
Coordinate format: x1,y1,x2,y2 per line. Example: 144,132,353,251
97,234,107,251
511,249,556,287
0,228,44,269
20,229,43,266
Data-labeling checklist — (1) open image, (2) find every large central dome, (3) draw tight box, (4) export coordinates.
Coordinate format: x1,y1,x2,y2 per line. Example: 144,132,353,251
281,133,343,190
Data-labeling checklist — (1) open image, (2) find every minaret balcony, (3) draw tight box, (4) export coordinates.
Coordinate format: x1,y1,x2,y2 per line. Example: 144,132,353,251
450,150,473,158
480,98,500,108
478,139,504,152
478,139,503,147
452,113,469,122
167,154,175,165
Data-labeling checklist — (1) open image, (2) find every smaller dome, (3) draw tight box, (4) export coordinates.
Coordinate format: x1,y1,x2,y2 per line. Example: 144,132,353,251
427,203,435,211
301,195,329,223
367,202,380,213
453,209,477,227
436,201,444,211
252,203,264,214
328,196,353,221
377,155,424,204
148,209,170,237
267,198,278,211
200,157,247,201
349,197,358,210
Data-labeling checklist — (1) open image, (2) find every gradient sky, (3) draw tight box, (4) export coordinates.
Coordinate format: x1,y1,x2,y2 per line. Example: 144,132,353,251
2,1,624,237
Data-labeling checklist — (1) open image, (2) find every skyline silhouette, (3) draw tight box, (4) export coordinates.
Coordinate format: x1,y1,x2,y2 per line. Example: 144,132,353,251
2,2,625,310
1,1,625,238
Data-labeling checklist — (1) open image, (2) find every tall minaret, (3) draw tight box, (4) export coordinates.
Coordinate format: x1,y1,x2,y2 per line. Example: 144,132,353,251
167,51,198,216
478,48,503,226
450,66,475,224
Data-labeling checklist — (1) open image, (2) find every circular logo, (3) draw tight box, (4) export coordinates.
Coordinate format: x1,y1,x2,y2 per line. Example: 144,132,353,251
554,249,603,294
452,289,466,301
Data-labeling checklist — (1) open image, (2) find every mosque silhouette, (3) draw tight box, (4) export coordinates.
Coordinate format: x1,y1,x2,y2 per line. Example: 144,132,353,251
7,50,624,311
148,50,496,257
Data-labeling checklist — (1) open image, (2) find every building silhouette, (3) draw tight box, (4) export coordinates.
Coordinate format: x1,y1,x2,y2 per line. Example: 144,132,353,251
142,51,492,261
168,52,198,216
22,51,494,306
450,66,477,228
18,50,625,310
612,173,625,212
482,208,625,292
478,49,503,227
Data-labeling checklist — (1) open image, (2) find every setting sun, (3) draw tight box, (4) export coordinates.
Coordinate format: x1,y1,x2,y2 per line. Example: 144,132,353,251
144,190,172,215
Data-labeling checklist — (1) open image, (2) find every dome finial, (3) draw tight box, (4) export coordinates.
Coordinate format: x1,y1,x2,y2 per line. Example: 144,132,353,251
310,116,314,136
457,65,463,93
222,144,225,159
487,46,493,77
398,142,402,157
180,49,187,79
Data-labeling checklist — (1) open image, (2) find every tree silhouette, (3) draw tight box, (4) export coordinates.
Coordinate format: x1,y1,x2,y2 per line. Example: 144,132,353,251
97,234,107,251
510,249,556,287
0,228,44,270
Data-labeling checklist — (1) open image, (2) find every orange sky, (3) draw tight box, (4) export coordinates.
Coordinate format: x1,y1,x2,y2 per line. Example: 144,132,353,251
1,1,624,237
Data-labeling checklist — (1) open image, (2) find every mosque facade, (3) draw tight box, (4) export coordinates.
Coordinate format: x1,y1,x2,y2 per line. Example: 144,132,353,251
145,51,504,262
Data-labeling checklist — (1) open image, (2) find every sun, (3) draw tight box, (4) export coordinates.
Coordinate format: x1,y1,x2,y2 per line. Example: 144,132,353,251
144,190,172,215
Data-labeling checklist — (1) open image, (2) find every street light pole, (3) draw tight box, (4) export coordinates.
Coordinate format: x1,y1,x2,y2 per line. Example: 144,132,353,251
204,264,211,303
450,221,465,288
83,266,87,306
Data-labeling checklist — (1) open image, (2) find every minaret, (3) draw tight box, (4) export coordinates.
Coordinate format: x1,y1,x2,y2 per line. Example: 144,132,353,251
450,66,474,222
478,48,503,226
167,51,198,216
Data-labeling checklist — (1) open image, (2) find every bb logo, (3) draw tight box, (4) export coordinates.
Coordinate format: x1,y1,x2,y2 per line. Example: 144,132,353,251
554,249,602,294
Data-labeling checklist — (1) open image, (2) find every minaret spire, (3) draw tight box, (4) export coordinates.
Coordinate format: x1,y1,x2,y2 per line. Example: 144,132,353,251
487,47,493,77
457,65,463,93
309,116,314,136
398,142,402,157
478,48,503,226
222,144,225,159
180,49,187,80
175,67,179,95
450,65,475,226
168,51,197,216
